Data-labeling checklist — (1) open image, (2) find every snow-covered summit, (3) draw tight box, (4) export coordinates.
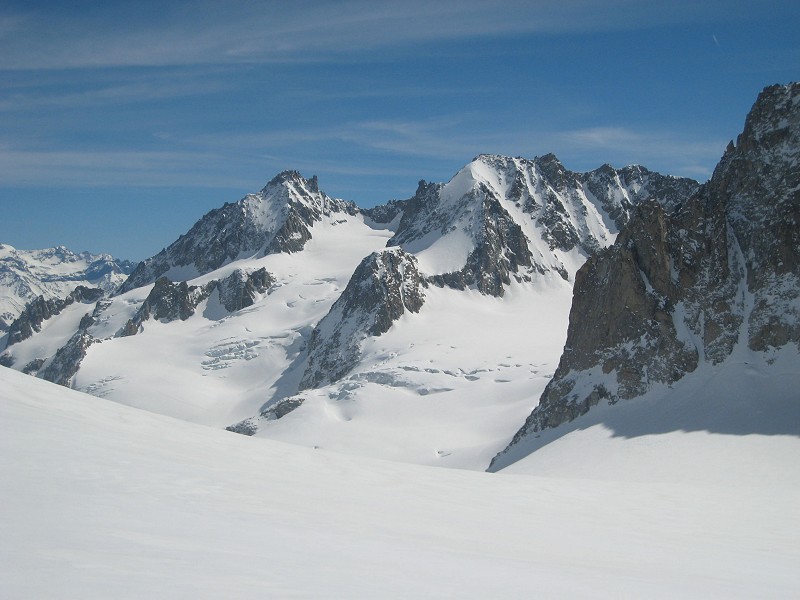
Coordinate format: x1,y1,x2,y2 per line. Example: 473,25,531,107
119,171,359,293
387,153,698,295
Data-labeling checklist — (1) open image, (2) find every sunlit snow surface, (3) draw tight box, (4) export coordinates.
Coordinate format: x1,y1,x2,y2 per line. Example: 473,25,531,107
2,206,573,470
70,213,394,426
2,158,699,471
260,279,574,469
2,367,798,599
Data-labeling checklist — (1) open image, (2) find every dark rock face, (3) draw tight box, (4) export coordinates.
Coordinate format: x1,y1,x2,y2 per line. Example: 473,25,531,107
299,248,426,388
119,171,357,293
496,83,800,457
431,191,536,295
226,396,306,436
582,163,699,229
216,268,274,312
5,286,103,348
120,277,212,335
361,199,408,225
34,298,113,384
528,153,591,253
120,268,275,336
522,154,698,255
142,277,208,323
387,180,447,247
715,84,800,351
22,358,45,374
38,330,95,386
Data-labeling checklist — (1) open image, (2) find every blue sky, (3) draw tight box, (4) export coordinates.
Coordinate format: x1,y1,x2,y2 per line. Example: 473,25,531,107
1,1,798,261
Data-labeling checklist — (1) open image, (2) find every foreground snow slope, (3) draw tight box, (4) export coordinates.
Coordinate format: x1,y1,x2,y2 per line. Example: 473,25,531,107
2,367,798,599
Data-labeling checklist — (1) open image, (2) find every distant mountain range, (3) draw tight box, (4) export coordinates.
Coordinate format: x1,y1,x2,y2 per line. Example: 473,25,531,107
1,83,797,471
0,245,134,333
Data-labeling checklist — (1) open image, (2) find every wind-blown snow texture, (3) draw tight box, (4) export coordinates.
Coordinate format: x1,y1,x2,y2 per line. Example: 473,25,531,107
494,83,800,467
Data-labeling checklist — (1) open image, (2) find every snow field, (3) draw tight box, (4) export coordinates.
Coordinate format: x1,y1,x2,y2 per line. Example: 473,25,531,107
2,367,798,599
256,278,575,469
72,213,393,426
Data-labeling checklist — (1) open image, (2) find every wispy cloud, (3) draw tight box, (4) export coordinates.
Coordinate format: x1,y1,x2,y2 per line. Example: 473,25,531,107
553,126,726,179
0,115,726,194
0,77,226,111
0,145,251,188
0,0,763,70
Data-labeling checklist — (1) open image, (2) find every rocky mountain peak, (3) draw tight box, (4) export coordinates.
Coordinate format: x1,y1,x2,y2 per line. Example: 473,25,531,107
386,152,697,297
264,170,320,195
118,172,358,293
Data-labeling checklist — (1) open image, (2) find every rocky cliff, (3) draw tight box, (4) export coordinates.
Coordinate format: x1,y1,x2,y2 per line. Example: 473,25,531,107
120,267,275,336
494,83,800,462
4,285,103,348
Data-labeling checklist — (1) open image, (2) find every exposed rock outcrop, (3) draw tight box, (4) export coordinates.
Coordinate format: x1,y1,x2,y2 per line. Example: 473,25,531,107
120,267,275,336
216,267,274,312
121,277,211,335
299,248,426,388
494,83,800,463
5,285,103,348
35,296,111,385
226,396,306,436
38,329,96,387
431,190,535,295
361,198,408,225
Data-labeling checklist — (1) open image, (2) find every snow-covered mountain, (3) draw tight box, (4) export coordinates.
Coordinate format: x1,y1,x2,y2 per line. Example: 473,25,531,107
0,244,134,332
2,84,797,475
118,171,358,293
0,153,697,469
492,82,800,469
388,154,697,294
4,82,798,598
